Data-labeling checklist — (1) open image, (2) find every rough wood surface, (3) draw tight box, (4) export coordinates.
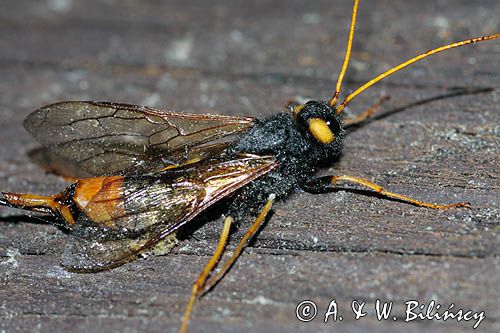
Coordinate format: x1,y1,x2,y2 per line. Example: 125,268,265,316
0,1,498,333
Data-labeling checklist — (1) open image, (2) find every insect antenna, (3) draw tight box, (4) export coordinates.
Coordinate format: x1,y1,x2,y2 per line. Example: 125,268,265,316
335,33,500,115
328,0,360,108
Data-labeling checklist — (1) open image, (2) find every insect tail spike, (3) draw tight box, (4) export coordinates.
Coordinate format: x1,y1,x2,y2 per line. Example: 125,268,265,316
335,33,500,115
328,0,360,108
1,191,76,225
1,192,55,214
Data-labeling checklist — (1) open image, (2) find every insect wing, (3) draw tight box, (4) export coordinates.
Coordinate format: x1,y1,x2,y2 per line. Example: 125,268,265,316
28,142,232,178
62,153,278,272
61,231,179,272
24,101,255,176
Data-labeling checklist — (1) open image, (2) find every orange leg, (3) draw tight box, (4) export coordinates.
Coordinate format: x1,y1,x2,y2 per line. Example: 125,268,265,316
180,215,234,333
304,175,469,209
200,194,275,294
343,95,390,127
180,194,275,333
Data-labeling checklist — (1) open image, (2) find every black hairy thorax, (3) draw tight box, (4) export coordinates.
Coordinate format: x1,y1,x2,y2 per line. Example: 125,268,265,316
226,101,345,218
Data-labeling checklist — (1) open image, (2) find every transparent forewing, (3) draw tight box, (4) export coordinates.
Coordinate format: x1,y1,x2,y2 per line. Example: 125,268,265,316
29,142,232,178
24,101,255,176
63,153,278,272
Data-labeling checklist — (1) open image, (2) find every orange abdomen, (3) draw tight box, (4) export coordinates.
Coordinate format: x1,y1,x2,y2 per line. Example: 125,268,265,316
73,176,126,227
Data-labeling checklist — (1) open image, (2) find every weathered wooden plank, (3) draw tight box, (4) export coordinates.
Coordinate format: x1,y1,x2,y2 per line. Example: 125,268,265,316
0,1,498,333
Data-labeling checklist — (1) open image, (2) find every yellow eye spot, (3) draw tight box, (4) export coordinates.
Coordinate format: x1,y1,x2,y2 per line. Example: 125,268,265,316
309,118,335,144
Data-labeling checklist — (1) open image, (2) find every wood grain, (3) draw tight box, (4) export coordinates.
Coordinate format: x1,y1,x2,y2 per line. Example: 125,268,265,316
0,1,498,332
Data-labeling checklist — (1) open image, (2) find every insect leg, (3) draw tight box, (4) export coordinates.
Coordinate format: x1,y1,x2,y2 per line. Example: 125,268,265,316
343,96,391,127
303,175,470,209
199,194,276,295
180,215,234,333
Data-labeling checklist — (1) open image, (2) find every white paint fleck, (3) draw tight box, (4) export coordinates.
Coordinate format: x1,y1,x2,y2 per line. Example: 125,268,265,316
47,0,73,13
46,265,73,279
142,92,160,107
218,307,232,317
230,30,243,42
243,295,276,305
157,73,177,90
433,16,450,29
1,248,20,268
431,16,450,39
351,59,368,72
335,190,346,202
164,37,194,63
302,13,321,24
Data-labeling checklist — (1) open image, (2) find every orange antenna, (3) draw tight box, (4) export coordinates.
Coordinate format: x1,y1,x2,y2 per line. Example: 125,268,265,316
328,0,360,108
335,33,500,115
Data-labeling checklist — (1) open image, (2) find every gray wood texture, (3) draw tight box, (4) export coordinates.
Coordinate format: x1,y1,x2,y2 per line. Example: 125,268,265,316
0,1,498,332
